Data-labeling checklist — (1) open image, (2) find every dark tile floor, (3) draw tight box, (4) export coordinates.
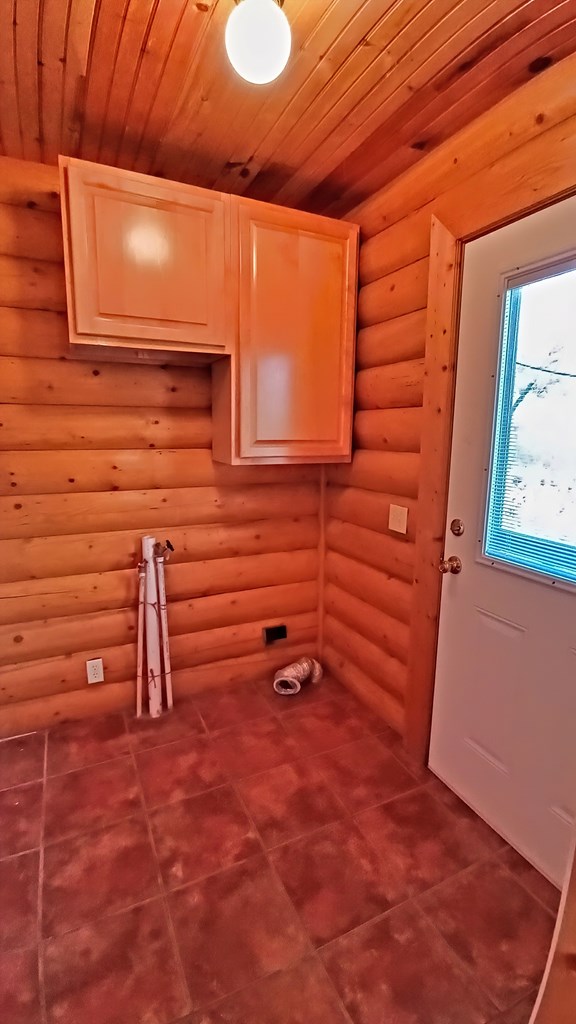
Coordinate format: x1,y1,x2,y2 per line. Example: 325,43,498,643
0,676,560,1024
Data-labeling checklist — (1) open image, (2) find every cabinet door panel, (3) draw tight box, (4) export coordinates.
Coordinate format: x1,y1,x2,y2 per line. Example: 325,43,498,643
92,194,209,326
62,159,231,353
237,201,358,460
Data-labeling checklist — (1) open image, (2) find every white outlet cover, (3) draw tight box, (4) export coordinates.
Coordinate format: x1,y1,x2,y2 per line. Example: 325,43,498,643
388,503,408,534
86,658,104,684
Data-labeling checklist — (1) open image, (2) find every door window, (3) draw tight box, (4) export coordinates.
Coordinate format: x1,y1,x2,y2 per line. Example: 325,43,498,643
484,262,576,586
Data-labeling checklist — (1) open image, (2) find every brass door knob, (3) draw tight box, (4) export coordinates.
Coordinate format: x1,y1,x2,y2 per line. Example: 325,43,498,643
439,555,462,575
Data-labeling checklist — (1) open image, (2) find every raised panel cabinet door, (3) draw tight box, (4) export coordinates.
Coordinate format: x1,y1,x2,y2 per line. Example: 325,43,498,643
60,157,232,353
236,198,358,461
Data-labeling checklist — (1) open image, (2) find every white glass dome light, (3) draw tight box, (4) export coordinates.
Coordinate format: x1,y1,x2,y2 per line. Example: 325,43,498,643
225,0,291,85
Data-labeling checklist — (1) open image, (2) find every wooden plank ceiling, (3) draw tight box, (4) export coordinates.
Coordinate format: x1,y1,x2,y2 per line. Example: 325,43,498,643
1,0,575,215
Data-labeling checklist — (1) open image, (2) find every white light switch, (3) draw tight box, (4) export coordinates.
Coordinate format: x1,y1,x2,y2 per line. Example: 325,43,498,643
388,503,408,534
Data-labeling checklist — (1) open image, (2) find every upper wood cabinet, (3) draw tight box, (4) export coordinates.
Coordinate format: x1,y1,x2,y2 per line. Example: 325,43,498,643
59,157,232,356
59,157,359,463
212,199,359,463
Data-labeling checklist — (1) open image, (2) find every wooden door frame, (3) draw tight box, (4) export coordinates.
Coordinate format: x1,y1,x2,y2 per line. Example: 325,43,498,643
405,216,463,759
405,190,576,762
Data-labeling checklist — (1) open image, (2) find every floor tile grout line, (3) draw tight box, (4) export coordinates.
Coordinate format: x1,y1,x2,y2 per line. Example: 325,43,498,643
142,779,233,815
36,730,48,1024
0,775,44,803
144,848,272,901
0,839,43,862
197,706,275,735
226,779,267,856
317,900,411,955
39,892,171,943
496,853,561,919
423,781,515,843
0,773,44,796
229,776,327,982
408,844,561,929
486,986,540,1023
44,749,135,783
314,950,359,1024
0,728,47,744
175,948,320,1018
215,722,420,785
351,803,506,895
233,769,325,931
43,722,217,781
352,774,509,851
263,805,355,854
270,688,370,719
330,777,426,820
236,727,407,782
45,748,133,780
44,712,131,777
126,738,193,1018
314,843,531,958
308,761,425,821
420,882,551,1017
133,730,220,766
416,899,502,1013
231,769,408,972
42,807,146,850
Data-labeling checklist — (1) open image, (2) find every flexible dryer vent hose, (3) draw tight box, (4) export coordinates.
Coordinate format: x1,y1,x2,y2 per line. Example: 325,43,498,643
273,656,323,696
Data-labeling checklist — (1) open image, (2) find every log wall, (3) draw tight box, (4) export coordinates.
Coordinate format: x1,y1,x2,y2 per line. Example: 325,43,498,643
0,157,321,736
323,52,576,744
321,313,423,737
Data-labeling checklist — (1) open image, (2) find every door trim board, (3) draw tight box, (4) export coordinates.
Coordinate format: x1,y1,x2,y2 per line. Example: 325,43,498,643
405,217,463,758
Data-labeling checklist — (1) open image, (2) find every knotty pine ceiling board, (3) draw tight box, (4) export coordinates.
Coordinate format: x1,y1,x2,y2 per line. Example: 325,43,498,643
0,0,574,215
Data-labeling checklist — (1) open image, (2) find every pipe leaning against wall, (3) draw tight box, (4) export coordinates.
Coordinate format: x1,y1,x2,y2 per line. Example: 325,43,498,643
142,535,163,718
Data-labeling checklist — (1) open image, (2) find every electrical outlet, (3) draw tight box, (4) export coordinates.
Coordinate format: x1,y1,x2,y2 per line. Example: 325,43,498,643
86,658,104,684
388,503,408,535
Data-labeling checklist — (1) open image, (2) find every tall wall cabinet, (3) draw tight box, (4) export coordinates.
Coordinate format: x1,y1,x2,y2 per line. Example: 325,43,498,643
60,157,359,464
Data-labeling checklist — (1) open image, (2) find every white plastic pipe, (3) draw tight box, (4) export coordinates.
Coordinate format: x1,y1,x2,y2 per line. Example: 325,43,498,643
142,535,163,718
154,550,173,711
135,561,146,718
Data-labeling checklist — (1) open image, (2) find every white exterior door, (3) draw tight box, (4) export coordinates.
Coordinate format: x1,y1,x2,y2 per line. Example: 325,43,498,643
429,196,576,888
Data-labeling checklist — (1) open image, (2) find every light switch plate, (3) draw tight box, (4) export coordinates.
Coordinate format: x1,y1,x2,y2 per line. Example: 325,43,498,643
388,503,408,534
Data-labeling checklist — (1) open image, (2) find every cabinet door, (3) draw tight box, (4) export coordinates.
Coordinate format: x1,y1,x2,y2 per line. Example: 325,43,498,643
61,158,232,353
236,199,358,461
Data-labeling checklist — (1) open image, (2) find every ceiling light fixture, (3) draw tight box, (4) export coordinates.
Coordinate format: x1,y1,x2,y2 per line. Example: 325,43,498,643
225,0,291,85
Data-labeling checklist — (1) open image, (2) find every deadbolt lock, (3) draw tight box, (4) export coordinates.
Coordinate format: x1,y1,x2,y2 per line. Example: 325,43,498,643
439,555,463,575
450,518,465,536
